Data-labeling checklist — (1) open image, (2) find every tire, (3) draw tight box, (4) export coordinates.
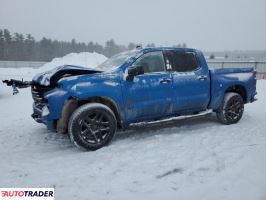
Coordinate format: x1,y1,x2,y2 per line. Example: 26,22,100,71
216,92,244,125
68,103,117,151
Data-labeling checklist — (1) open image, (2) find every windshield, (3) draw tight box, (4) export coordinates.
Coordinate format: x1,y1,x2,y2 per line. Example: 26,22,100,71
96,50,139,71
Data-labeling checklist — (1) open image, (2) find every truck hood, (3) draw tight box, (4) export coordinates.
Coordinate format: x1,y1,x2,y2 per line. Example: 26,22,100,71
32,65,102,86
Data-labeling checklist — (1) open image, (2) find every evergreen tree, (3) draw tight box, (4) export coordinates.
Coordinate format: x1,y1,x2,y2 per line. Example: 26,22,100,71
0,30,4,60
39,37,54,61
25,34,35,60
3,29,12,59
0,28,188,61
94,42,104,54
209,54,215,59
12,33,24,60
182,43,187,48
104,40,121,57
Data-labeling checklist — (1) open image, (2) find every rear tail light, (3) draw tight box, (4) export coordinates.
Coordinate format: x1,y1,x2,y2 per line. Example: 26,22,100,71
253,70,257,89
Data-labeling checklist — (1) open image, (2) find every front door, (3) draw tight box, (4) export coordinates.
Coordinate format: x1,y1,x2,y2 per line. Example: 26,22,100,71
122,51,173,123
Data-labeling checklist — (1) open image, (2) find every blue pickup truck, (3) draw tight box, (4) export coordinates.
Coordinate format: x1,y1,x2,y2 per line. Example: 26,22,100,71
29,47,257,150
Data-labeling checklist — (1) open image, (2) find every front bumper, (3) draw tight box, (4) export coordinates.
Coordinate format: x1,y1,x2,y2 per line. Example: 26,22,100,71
31,113,42,123
250,91,258,103
31,86,69,131
32,103,54,130
32,103,43,123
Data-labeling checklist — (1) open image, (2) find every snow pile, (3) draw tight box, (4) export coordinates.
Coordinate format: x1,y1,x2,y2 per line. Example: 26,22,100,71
0,52,107,80
36,52,107,73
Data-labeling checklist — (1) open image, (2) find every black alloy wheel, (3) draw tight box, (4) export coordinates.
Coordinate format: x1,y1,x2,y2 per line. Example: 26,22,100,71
69,103,117,151
216,92,244,125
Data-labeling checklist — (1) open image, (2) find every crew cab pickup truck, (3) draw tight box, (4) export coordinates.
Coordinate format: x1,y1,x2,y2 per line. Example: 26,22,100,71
28,48,257,150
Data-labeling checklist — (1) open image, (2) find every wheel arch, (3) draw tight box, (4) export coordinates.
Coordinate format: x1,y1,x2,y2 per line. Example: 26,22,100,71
56,96,122,134
225,84,247,103
77,96,122,125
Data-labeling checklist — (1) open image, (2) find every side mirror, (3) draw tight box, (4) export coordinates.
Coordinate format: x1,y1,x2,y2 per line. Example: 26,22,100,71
126,65,144,81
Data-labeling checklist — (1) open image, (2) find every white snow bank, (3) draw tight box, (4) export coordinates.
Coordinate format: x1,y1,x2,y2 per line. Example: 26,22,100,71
0,52,107,80
36,52,107,73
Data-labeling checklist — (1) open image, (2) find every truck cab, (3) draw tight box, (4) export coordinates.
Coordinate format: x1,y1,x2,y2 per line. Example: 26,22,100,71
121,49,210,122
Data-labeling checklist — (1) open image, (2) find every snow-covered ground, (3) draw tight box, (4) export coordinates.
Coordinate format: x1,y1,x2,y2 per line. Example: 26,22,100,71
0,64,266,199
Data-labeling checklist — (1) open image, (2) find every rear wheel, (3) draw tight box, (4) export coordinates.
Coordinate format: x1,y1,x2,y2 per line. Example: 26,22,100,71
68,103,117,151
216,92,244,125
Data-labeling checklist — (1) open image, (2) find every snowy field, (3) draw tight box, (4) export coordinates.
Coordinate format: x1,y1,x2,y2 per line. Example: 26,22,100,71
0,54,266,200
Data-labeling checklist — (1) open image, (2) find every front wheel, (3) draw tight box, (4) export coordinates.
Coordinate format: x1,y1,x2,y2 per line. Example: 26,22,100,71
68,103,117,151
216,92,244,125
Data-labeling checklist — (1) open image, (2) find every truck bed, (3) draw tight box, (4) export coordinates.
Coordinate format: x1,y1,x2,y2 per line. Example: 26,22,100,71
208,67,256,110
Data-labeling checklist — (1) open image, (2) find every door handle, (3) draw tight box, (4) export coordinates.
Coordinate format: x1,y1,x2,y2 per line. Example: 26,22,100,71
159,78,171,84
198,75,207,81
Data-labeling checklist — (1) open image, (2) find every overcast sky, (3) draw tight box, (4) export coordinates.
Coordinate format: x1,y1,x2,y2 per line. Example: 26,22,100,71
0,0,265,51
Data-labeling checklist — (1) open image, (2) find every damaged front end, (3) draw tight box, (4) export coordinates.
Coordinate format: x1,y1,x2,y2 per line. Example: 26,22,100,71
31,84,53,123
3,65,102,130
2,79,53,124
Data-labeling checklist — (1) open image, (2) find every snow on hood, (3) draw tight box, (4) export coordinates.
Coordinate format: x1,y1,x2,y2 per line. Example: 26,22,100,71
32,65,102,86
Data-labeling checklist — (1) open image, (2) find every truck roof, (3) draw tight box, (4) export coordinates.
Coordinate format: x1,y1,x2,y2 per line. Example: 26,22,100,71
140,47,198,52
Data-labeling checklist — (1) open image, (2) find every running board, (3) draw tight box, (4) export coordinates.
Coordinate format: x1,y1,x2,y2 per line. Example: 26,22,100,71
131,110,213,127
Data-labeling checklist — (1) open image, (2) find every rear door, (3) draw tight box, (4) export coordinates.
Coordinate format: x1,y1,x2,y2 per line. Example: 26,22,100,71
163,50,210,113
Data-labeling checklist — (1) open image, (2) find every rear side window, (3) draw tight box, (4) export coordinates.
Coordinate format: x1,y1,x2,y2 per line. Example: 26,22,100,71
164,51,199,72
132,51,166,73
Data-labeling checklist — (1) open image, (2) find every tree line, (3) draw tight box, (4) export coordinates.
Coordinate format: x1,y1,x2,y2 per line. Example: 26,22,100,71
0,29,187,61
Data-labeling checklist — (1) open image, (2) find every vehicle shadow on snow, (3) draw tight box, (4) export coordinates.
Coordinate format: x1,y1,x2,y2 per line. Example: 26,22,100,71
35,113,220,150
113,113,220,143
34,127,74,149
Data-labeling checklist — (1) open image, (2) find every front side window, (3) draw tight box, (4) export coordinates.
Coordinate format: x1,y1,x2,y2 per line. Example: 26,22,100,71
132,51,166,73
164,51,199,72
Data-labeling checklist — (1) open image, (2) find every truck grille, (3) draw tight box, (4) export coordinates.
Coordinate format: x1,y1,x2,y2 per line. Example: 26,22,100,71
31,85,51,108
